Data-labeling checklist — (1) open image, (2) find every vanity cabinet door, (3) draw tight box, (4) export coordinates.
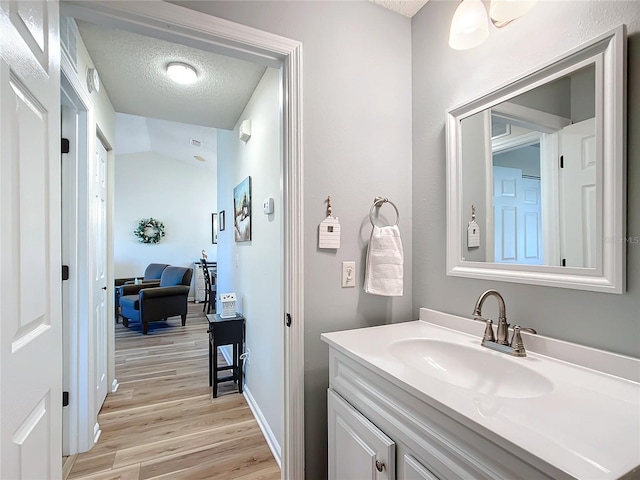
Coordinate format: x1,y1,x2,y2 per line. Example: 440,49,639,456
328,389,395,480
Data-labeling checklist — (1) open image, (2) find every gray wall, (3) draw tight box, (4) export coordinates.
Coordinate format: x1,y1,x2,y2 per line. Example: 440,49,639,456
217,68,284,454
412,1,640,358
174,2,413,478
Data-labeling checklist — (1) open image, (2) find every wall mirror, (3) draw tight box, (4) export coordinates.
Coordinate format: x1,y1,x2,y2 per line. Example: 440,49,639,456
446,26,626,293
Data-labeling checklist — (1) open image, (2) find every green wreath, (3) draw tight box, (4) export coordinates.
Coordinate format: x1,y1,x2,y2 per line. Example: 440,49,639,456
134,217,166,244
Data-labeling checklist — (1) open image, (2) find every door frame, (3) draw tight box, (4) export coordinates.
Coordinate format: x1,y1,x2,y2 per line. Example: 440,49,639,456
61,2,305,477
61,53,107,454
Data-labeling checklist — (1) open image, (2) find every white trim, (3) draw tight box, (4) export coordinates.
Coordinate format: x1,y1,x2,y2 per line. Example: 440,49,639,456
446,25,626,294
244,386,282,468
61,52,100,455
61,2,305,477
492,102,571,134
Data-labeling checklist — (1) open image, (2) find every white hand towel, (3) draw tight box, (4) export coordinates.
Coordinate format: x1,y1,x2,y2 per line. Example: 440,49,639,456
364,225,404,296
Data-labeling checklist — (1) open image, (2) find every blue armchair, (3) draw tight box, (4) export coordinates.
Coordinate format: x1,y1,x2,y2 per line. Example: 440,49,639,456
114,263,170,322
119,266,193,334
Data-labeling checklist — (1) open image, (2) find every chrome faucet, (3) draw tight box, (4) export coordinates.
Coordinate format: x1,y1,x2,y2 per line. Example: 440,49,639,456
472,289,537,357
473,289,509,345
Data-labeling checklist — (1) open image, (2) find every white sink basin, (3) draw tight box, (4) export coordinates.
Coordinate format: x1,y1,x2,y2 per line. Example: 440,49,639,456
390,338,553,399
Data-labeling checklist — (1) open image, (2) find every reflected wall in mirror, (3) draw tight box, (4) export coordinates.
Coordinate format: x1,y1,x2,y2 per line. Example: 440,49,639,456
446,26,626,293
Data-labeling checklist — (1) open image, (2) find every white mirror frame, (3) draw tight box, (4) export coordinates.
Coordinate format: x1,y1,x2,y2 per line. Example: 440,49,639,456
446,25,626,294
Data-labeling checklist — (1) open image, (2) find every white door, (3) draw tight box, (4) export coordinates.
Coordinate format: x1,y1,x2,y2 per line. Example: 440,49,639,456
93,139,108,413
493,166,542,265
559,118,596,268
0,1,62,478
328,389,395,480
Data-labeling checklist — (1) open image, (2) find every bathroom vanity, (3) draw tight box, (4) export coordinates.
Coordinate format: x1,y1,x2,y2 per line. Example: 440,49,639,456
322,308,640,480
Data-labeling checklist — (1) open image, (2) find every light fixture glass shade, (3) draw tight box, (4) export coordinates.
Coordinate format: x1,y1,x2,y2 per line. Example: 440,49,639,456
489,0,537,23
449,0,490,50
166,62,198,84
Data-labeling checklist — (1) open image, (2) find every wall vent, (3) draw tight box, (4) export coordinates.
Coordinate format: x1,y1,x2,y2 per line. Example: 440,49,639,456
60,16,79,73
189,138,201,147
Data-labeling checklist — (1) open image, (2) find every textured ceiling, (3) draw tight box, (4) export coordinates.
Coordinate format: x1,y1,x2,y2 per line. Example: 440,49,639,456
76,20,267,130
370,0,429,17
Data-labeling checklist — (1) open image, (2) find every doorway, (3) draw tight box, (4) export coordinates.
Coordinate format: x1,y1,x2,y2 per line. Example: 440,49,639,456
60,2,304,478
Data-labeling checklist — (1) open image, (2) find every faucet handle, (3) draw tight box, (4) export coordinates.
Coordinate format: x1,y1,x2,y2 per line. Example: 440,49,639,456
481,318,495,343
510,325,537,357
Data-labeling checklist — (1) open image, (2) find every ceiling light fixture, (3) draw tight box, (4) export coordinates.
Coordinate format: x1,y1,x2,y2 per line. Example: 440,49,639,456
448,0,489,50
166,62,198,85
449,0,537,50
489,0,537,25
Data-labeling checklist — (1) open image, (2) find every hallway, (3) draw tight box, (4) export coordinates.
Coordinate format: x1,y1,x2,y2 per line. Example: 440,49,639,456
66,303,280,479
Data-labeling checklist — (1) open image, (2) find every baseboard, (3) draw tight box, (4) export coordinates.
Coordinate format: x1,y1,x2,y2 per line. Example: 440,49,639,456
93,422,102,445
218,347,281,466
243,386,282,468
62,454,77,480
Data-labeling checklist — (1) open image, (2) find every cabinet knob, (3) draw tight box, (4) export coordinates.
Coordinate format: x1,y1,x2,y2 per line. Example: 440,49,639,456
375,459,385,472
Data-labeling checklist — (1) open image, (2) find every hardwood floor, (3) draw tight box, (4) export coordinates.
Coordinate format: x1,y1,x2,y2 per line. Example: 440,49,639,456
67,303,280,480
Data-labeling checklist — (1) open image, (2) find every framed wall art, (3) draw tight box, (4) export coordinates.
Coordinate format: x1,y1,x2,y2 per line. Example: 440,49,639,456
233,176,252,242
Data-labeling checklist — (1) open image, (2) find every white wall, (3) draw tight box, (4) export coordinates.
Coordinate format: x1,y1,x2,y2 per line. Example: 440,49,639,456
412,1,640,358
173,2,413,476
217,67,283,459
113,151,217,281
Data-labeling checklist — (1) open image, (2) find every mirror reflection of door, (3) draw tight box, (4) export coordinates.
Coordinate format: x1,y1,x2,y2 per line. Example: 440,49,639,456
559,118,597,268
493,163,542,265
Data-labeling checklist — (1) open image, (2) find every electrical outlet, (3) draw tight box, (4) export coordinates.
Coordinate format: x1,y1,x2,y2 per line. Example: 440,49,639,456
342,261,356,288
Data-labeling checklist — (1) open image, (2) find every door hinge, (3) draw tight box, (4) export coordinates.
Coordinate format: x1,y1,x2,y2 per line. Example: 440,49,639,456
562,258,567,267
63,391,69,407
61,138,70,154
285,313,292,328
62,265,69,281
560,155,564,168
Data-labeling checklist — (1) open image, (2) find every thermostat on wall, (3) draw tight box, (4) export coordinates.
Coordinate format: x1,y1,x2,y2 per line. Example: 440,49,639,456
263,197,274,214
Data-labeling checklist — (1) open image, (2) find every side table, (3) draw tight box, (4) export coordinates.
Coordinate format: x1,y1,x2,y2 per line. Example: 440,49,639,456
206,313,245,398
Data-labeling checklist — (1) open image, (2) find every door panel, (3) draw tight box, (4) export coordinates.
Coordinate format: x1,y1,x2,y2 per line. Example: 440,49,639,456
493,166,542,265
0,0,61,477
328,389,395,480
94,139,108,411
560,118,596,268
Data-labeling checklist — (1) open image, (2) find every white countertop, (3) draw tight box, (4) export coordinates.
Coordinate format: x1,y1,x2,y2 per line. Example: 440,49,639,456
321,308,640,480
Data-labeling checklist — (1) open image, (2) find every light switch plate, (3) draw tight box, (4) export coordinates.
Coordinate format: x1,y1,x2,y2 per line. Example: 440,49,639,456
342,261,356,288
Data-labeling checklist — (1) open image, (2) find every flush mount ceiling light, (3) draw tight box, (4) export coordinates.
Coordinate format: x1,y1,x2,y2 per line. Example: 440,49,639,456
166,62,198,84
449,0,537,50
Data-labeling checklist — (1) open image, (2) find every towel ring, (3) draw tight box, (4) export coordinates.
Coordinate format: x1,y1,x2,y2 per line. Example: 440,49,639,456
369,197,399,227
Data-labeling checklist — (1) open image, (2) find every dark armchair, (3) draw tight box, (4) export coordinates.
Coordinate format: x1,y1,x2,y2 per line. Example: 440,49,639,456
114,263,170,322
119,266,193,334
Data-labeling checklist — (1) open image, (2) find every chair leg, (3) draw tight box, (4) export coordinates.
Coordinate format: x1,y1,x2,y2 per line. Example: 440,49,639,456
181,314,186,326
142,322,148,335
122,317,129,328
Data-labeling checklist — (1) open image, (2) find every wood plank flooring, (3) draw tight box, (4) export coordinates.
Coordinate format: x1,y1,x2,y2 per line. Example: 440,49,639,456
67,304,280,480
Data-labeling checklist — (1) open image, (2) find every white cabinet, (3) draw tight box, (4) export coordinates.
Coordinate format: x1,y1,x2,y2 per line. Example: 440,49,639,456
401,454,439,480
328,389,395,480
327,347,560,480
193,263,206,303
